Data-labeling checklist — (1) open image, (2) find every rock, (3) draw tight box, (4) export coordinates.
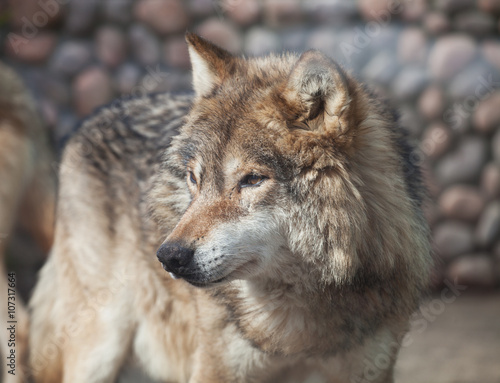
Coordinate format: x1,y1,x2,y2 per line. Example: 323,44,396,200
8,0,62,30
448,62,493,100
453,11,496,37
282,28,307,52
154,70,192,93
392,67,428,99
39,99,58,129
163,37,190,69
96,26,127,68
428,34,477,80
54,111,78,143
49,41,92,77
362,51,400,85
263,0,303,27
225,0,260,26
447,255,496,287
244,27,281,56
399,105,423,137
482,40,500,71
134,0,189,35
435,0,475,12
5,32,56,63
188,0,215,16
358,0,403,22
424,201,440,227
494,130,500,163
422,161,442,198
197,19,242,53
115,63,142,95
135,65,171,95
369,26,400,55
481,163,500,200
436,137,488,186
433,221,474,259
129,24,161,66
419,86,444,120
64,0,99,35
421,123,452,159
439,185,485,221
34,72,70,106
475,202,500,247
479,0,500,14
303,0,358,23
398,27,427,65
494,244,500,283
310,28,357,62
473,92,500,133
73,67,113,117
424,12,450,35
442,101,471,134
103,0,133,24
402,0,427,21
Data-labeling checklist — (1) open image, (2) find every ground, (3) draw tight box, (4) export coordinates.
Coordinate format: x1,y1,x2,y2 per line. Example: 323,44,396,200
395,292,500,383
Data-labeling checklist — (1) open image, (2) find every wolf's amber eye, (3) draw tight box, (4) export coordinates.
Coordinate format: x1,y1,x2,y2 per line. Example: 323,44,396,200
240,174,266,188
188,171,197,185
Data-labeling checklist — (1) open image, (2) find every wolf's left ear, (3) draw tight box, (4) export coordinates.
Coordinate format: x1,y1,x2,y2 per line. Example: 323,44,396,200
284,50,352,134
186,32,235,98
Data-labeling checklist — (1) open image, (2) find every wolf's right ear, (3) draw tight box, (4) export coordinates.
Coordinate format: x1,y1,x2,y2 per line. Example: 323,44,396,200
185,32,235,98
283,50,353,136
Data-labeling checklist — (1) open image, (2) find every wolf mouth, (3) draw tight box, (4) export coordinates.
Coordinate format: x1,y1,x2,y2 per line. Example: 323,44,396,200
170,258,257,287
184,276,227,288
166,268,228,287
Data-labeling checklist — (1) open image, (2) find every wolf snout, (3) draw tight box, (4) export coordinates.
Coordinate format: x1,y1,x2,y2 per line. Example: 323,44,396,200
157,243,194,277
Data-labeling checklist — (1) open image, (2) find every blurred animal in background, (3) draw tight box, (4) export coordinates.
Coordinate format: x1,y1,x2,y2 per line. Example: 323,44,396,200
0,61,55,383
29,34,431,383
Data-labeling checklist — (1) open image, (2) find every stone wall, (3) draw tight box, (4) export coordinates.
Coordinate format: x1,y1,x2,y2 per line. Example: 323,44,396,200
1,0,500,290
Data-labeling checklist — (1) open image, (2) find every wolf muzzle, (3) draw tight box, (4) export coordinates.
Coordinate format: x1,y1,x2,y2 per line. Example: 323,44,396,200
157,243,195,279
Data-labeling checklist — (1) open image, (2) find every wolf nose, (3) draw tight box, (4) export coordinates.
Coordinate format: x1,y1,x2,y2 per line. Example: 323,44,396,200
157,243,194,275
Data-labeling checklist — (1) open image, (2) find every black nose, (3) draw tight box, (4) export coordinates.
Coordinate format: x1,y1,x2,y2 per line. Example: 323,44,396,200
157,243,195,275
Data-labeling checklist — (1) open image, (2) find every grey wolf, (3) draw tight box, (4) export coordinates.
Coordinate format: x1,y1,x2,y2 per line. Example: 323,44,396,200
29,33,431,383
0,61,55,383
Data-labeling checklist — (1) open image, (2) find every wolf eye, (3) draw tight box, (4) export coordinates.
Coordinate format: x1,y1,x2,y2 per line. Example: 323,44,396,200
188,171,197,185
240,174,266,188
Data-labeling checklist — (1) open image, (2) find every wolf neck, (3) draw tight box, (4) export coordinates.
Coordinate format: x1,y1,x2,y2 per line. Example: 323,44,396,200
214,273,375,357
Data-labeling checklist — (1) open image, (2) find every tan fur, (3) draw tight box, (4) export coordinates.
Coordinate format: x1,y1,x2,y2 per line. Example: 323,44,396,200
0,61,55,383
30,34,431,383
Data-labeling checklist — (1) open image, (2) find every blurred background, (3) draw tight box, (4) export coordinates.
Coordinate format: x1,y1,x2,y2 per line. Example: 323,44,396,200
0,0,499,382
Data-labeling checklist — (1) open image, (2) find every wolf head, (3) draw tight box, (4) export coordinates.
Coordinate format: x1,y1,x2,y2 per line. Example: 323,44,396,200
155,33,429,290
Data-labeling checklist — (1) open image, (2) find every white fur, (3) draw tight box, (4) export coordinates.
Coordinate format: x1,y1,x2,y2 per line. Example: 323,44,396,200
188,46,216,98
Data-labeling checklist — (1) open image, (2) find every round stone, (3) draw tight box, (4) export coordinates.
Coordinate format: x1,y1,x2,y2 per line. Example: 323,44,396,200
196,19,242,53
420,123,452,159
418,86,445,120
134,0,189,35
481,163,500,200
73,67,113,117
439,185,485,221
433,221,474,259
428,34,477,80
96,26,127,68
473,92,500,133
475,202,500,248
447,254,496,287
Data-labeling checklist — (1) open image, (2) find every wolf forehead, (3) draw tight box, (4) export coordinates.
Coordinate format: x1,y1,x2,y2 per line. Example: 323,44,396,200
167,57,301,178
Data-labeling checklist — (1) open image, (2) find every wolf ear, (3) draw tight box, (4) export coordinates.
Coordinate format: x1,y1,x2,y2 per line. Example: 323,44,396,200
284,50,352,134
185,32,235,98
